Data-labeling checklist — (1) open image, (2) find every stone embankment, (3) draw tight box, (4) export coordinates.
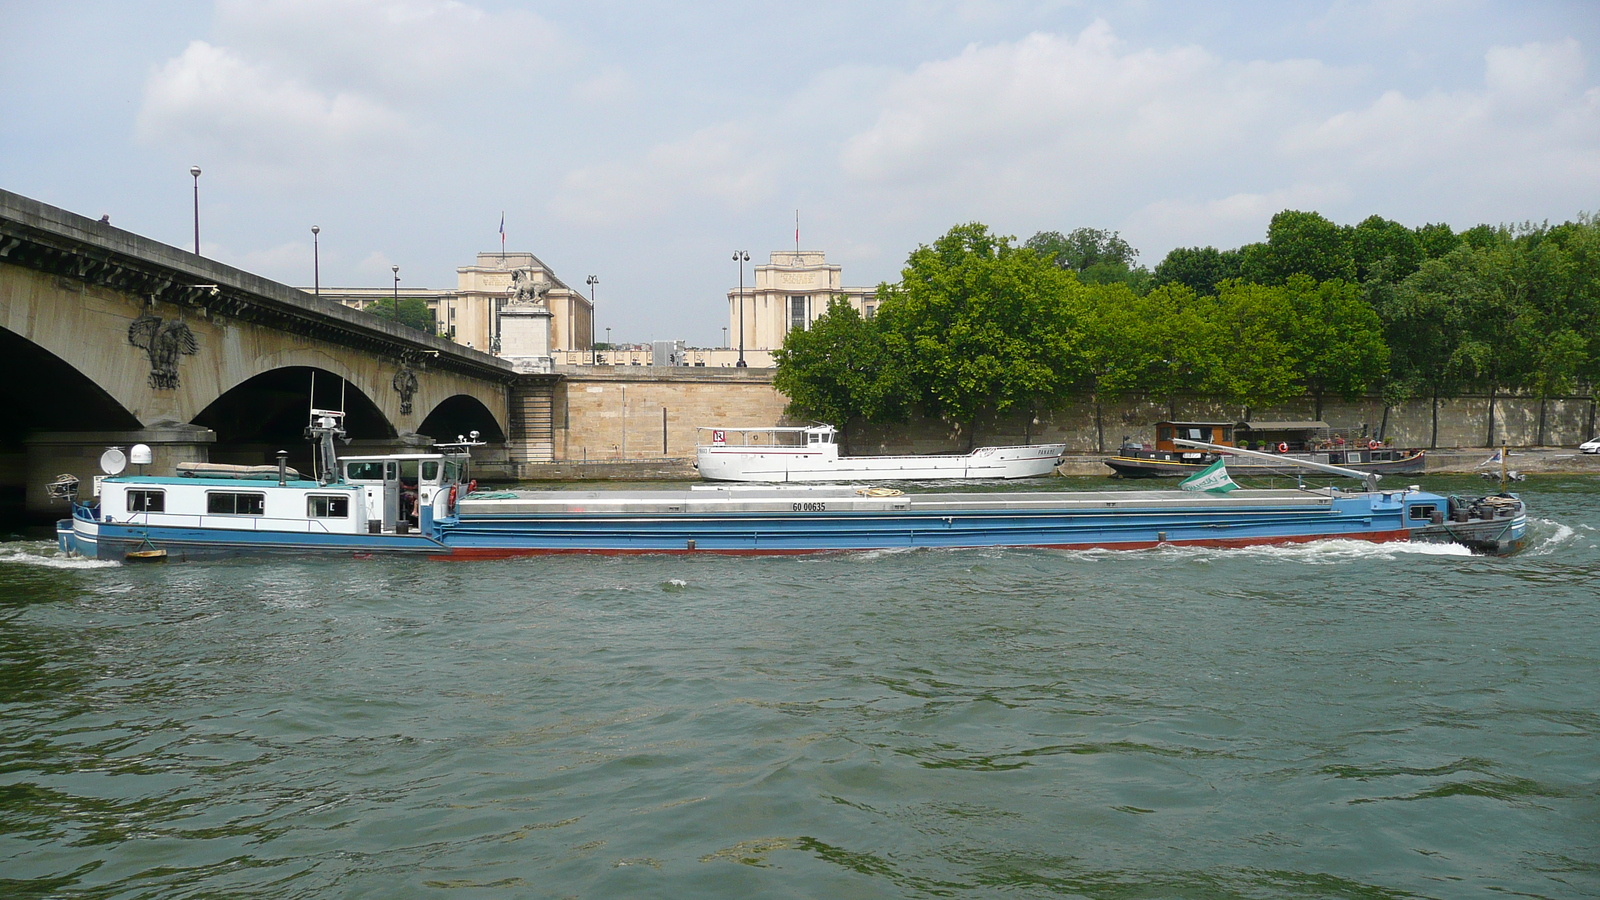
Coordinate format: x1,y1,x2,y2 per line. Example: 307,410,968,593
507,448,1600,483
1055,448,1600,477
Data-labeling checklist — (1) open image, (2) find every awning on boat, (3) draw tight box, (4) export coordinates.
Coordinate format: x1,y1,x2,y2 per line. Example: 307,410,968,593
1236,421,1331,433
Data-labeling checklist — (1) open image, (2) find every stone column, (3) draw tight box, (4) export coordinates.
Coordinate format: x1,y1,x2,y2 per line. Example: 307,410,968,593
499,304,554,375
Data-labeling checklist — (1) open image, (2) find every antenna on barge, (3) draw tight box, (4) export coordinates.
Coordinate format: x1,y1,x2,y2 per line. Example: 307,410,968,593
304,371,350,484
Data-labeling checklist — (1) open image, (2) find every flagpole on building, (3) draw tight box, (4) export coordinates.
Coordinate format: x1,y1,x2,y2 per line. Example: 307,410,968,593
499,212,505,260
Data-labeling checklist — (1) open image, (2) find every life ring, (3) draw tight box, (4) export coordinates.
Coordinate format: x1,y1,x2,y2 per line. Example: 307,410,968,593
1276,442,1289,453
1368,440,1381,450
448,484,458,513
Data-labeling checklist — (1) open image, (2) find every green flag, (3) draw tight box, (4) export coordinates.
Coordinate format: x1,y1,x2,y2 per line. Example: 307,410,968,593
1179,458,1239,493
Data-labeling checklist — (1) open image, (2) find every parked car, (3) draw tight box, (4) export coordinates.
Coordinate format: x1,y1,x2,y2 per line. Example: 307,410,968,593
1581,437,1600,454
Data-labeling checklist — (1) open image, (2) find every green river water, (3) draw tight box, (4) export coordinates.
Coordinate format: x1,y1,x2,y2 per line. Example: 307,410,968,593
2,476,1596,898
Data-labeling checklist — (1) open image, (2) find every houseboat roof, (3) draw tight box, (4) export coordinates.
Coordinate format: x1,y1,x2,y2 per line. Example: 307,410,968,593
1236,421,1332,432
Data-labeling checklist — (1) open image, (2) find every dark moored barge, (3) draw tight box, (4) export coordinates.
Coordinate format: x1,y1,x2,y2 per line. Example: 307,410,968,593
1105,420,1425,478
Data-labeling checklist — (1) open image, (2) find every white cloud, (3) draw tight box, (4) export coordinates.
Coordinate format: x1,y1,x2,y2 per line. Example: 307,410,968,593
136,40,408,171
213,0,566,100
550,123,781,226
135,1,569,178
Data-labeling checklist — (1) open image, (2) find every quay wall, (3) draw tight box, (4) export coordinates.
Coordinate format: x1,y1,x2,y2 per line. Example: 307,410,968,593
545,366,1599,476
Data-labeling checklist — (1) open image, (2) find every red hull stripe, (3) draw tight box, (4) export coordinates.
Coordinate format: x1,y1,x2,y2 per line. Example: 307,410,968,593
435,529,1414,560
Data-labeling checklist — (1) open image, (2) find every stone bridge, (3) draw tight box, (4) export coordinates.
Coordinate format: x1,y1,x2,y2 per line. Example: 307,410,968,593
1,189,557,522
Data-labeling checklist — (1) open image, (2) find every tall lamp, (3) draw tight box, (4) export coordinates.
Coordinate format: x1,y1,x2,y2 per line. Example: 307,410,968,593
733,250,749,367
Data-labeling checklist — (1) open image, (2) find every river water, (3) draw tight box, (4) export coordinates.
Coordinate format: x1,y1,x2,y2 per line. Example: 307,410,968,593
2,476,1597,899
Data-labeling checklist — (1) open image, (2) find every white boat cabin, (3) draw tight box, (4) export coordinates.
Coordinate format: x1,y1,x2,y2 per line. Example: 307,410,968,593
94,451,471,536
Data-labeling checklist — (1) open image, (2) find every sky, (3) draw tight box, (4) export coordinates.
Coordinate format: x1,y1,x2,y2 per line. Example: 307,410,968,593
3,1,1597,347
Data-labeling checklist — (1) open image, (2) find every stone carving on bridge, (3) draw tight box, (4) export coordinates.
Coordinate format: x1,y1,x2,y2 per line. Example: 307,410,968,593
392,366,419,415
127,314,198,390
507,268,550,307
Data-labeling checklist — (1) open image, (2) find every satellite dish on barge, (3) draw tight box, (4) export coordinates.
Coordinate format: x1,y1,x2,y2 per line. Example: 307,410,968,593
100,448,127,475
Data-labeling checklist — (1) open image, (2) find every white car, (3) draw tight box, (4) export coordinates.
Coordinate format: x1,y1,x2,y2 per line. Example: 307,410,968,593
1581,437,1600,454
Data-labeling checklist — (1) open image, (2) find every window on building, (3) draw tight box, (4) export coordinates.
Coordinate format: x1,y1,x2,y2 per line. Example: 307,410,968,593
127,489,165,513
790,295,807,331
864,304,876,320
308,495,350,518
207,492,266,515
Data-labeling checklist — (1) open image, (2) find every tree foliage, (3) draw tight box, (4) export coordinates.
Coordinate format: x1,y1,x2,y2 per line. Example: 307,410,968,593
366,297,436,334
772,214,1600,427
877,224,1087,430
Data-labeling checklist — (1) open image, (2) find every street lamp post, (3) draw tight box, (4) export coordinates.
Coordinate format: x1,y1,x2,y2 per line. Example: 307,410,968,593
189,166,202,255
733,250,749,367
586,275,598,365
391,265,399,322
311,226,320,297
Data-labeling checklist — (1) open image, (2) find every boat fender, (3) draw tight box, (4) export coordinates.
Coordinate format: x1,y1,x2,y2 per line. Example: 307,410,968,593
448,484,457,513
1277,442,1289,453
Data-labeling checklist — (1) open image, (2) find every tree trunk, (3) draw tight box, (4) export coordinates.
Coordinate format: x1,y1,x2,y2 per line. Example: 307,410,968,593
1486,382,1497,448
1537,396,1547,448
1313,391,1323,422
1378,404,1390,443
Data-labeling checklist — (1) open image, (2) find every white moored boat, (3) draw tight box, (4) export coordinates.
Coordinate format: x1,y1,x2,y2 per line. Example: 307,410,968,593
694,425,1067,483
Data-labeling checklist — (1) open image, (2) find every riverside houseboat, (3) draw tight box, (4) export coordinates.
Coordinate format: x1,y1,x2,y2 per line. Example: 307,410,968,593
1105,420,1426,478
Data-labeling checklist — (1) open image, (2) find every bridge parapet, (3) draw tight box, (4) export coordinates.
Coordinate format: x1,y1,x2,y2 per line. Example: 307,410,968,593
0,188,515,383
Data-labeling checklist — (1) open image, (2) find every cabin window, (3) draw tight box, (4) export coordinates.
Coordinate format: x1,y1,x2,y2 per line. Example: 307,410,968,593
127,489,165,512
346,461,386,481
809,433,821,444
1408,504,1437,521
208,492,265,516
422,461,440,482
308,495,350,518
1157,426,1173,441
444,461,459,483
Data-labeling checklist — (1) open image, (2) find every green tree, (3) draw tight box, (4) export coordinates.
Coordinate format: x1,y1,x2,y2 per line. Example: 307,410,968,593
1239,210,1356,284
1350,215,1423,282
1192,281,1302,408
772,297,911,445
1413,222,1461,260
367,297,436,334
877,223,1087,440
1150,246,1242,296
1025,227,1138,272
1282,275,1390,417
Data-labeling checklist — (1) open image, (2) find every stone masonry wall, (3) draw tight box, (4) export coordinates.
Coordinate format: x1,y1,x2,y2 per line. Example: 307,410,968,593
548,367,1600,461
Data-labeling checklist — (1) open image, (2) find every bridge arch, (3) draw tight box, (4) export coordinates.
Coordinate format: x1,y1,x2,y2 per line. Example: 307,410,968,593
193,365,393,471
0,325,142,434
418,394,507,443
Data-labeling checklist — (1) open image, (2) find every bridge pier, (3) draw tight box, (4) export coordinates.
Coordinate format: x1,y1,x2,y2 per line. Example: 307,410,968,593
22,425,215,523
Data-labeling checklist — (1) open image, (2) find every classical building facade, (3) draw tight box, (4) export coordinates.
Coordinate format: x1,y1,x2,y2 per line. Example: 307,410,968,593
727,251,877,359
317,252,592,357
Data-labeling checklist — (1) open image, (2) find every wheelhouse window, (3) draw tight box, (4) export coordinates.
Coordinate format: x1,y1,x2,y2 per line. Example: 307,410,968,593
345,461,386,481
308,495,350,518
207,492,265,515
422,461,440,482
127,489,165,513
1408,504,1438,521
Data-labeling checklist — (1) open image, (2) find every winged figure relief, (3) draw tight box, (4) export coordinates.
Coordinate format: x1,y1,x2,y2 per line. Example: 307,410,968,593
127,314,198,390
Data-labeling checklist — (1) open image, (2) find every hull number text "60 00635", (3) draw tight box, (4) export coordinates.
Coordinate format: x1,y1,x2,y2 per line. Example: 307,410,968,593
792,502,827,512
